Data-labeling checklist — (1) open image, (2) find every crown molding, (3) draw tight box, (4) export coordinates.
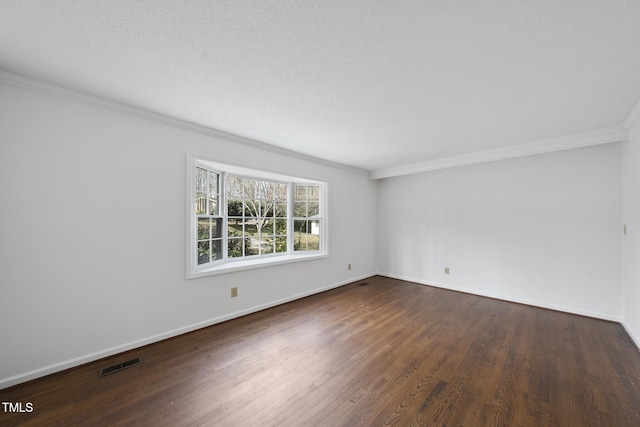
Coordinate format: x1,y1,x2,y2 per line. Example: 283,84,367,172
3,69,634,180
623,98,640,130
369,126,629,180
0,70,367,176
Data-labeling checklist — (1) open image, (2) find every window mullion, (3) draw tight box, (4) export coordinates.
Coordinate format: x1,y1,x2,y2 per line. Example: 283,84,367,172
222,172,228,262
287,182,293,255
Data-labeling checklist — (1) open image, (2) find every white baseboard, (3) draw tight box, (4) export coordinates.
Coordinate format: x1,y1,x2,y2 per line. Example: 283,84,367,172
376,272,622,323
0,273,375,390
621,321,640,352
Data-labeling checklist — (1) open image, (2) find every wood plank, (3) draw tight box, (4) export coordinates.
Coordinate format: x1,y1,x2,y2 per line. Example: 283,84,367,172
1,276,639,426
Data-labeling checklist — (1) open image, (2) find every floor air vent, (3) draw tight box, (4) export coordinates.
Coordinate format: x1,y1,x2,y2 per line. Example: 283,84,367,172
99,357,142,377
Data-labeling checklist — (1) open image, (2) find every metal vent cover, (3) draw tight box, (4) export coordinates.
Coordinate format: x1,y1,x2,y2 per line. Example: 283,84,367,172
99,357,142,377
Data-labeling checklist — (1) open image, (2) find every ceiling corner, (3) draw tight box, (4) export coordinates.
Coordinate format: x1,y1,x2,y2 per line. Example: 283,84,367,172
623,98,640,130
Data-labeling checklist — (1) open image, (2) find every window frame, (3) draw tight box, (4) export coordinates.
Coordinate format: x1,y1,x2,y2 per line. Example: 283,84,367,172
186,154,328,279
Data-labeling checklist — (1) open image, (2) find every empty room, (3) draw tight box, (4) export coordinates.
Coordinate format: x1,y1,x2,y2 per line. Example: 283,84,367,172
1,1,640,426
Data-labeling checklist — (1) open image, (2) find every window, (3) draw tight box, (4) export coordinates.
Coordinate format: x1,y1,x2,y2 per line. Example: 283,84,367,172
188,156,327,277
293,184,322,252
196,167,223,265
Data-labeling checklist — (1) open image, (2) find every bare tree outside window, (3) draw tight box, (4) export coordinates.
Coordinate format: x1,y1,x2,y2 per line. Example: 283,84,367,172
227,176,288,258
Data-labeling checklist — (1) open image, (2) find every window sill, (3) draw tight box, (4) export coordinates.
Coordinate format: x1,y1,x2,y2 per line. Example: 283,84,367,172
188,253,328,279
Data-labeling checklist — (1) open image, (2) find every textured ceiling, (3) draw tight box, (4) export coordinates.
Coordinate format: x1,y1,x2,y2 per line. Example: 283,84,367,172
1,1,640,172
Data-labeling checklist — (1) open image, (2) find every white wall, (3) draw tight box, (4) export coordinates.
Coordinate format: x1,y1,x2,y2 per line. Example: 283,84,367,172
377,143,623,320
622,120,640,347
0,82,378,388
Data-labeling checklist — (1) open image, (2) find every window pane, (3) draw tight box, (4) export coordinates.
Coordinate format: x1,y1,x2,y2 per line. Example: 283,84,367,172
227,176,243,198
276,236,287,253
243,178,259,200
211,239,223,261
294,220,307,251
211,218,222,238
197,241,210,264
308,202,320,218
275,202,287,217
275,183,288,200
263,201,275,217
227,199,243,217
308,237,320,251
294,234,307,251
196,168,207,192
243,198,258,217
208,198,218,216
294,219,307,234
294,202,306,217
309,220,320,251
245,221,259,236
262,219,274,235
308,186,320,201
260,181,274,199
208,171,218,196
247,238,260,256
294,185,306,201
228,238,243,258
196,192,206,215
310,220,320,236
276,219,287,235
261,238,274,254
228,220,242,237
198,218,210,240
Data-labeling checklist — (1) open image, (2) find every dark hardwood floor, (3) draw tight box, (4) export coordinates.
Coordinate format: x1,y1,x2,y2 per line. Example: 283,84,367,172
1,276,640,426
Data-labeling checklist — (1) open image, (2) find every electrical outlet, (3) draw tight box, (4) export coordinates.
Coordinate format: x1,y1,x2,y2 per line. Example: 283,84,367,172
231,287,238,298
348,263,352,270
624,224,627,235
444,267,450,275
